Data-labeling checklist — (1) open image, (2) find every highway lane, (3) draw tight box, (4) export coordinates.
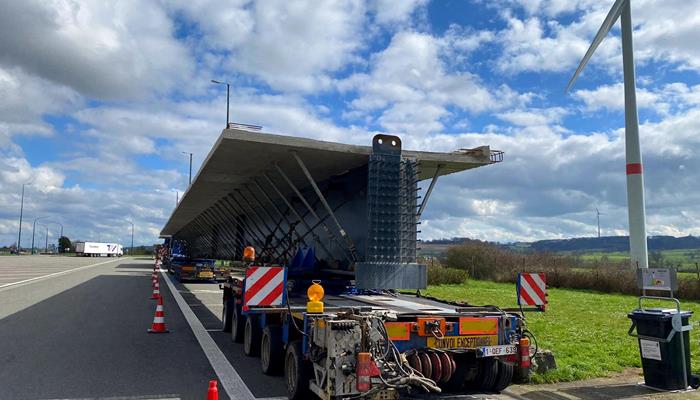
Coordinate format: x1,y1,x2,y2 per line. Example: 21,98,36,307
0,255,123,288
0,258,227,400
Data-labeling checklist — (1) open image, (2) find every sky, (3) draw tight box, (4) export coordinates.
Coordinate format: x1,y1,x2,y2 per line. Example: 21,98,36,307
2,0,700,248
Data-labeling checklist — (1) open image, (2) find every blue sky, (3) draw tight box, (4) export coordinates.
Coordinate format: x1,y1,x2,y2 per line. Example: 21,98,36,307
2,0,700,247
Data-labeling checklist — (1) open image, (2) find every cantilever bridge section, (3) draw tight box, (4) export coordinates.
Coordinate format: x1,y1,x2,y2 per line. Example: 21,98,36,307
160,127,500,289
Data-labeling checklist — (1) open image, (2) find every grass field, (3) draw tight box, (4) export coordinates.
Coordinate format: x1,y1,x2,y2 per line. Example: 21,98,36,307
579,248,700,270
423,280,700,384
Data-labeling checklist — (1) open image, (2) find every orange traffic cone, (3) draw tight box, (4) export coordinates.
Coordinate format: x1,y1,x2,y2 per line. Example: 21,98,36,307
147,296,169,333
207,380,218,400
150,281,161,299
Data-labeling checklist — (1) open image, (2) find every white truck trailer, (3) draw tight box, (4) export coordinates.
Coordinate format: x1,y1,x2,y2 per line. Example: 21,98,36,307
75,242,123,257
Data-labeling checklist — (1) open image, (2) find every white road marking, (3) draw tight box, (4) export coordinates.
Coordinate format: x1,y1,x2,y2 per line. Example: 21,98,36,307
0,258,129,291
159,268,256,400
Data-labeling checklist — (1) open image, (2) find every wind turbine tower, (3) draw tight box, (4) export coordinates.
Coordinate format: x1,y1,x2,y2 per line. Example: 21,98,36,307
567,0,648,268
596,208,602,238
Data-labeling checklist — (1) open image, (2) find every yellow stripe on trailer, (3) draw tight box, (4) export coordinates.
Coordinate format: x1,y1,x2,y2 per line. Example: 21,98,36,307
384,322,411,341
459,317,499,335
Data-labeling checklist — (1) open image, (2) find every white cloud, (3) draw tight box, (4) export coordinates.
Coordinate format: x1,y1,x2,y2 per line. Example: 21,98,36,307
573,82,700,115
0,0,192,99
372,0,427,25
418,104,700,241
340,31,531,134
498,0,700,75
171,0,367,92
497,8,619,74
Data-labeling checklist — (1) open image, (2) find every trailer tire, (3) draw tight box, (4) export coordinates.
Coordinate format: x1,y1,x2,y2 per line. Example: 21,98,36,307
261,325,283,375
222,299,233,332
444,355,470,392
231,304,244,343
244,316,261,356
491,360,514,392
285,340,312,400
474,358,498,391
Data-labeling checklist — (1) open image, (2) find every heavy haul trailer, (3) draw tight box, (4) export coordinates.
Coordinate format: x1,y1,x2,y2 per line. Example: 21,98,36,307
160,127,532,399
161,238,218,282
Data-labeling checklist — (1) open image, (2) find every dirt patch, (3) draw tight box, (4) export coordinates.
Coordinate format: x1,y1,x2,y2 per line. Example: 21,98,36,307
503,369,700,400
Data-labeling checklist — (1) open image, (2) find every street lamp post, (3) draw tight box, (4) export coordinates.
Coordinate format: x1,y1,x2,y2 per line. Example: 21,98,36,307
44,224,49,253
128,221,134,255
31,216,48,254
182,151,193,185
17,182,32,252
211,79,231,127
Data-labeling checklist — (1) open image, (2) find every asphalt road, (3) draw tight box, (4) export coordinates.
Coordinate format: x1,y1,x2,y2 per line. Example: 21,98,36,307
0,254,119,288
0,257,225,400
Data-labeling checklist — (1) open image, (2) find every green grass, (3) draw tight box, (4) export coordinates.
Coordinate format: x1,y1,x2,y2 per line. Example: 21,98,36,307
423,280,700,384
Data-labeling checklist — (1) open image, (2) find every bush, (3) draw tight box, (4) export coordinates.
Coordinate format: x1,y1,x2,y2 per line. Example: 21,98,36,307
442,240,700,300
428,265,469,285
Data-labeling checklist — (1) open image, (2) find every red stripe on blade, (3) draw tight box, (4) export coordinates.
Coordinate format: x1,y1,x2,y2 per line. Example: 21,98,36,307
626,163,643,175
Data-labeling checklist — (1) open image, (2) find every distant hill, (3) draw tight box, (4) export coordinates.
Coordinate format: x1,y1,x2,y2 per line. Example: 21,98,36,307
423,235,700,253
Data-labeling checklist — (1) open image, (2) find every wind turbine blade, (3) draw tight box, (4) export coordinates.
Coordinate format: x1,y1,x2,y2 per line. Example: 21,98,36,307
566,0,627,92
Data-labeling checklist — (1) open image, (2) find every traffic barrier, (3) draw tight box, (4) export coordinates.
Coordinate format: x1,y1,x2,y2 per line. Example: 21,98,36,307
207,380,218,400
147,296,169,333
151,281,161,299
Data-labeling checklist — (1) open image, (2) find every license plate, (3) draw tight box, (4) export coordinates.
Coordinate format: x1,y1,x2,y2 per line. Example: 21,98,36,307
198,272,214,278
479,344,517,357
427,335,497,349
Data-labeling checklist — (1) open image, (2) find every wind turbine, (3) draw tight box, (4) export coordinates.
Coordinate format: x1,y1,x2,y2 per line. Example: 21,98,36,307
595,208,604,238
567,0,648,268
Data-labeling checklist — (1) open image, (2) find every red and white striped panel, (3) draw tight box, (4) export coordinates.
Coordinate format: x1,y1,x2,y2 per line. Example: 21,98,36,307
518,273,547,306
243,266,285,310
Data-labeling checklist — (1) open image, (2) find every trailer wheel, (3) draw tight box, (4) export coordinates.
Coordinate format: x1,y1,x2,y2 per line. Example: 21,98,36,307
244,316,261,356
491,360,514,392
222,299,233,332
474,358,498,391
231,304,244,343
285,340,312,400
261,325,283,375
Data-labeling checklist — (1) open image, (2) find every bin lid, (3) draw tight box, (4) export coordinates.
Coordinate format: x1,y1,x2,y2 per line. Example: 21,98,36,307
628,308,693,320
